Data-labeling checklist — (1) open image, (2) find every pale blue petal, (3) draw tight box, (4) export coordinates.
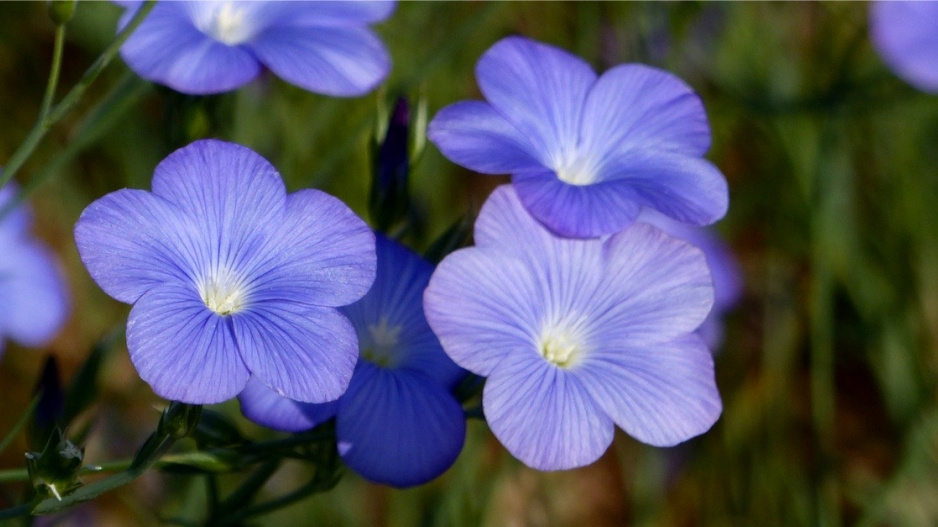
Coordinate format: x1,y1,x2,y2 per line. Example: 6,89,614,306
472,184,558,253
150,140,286,285
575,335,721,447
0,182,29,239
483,351,613,470
119,2,261,94
590,223,714,345
250,189,376,309
249,25,390,97
0,240,68,348
336,364,465,487
280,1,396,25
870,1,938,93
424,249,541,377
476,37,596,163
580,64,711,158
232,303,357,403
126,282,249,404
594,150,728,226
237,376,337,432
513,169,642,238
74,189,198,304
427,102,543,175
340,236,462,386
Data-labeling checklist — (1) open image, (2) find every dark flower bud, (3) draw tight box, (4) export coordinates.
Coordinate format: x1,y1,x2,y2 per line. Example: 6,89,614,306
158,402,203,440
370,97,411,232
25,429,84,500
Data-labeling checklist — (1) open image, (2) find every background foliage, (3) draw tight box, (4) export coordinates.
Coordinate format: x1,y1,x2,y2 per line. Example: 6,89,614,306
2,2,937,525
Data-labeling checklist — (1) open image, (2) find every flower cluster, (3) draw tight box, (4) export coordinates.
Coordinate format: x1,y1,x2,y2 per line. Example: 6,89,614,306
70,13,734,485
117,0,394,96
425,37,729,469
0,181,69,357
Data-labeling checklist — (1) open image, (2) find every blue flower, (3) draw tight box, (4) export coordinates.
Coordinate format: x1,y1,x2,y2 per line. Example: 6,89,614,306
636,209,741,348
239,235,466,487
870,1,938,94
74,139,376,404
428,36,728,238
117,1,395,96
423,185,721,470
0,182,69,356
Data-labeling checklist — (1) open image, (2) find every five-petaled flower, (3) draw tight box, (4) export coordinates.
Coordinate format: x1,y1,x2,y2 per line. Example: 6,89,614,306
424,185,722,470
74,139,376,404
117,0,395,96
428,36,728,238
870,1,938,94
239,235,466,487
0,181,69,357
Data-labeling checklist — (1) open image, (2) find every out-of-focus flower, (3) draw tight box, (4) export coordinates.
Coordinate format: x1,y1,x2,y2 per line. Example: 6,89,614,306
637,208,741,348
239,236,466,487
117,1,395,96
870,1,938,94
74,140,376,404
428,36,727,238
424,185,721,470
0,181,69,357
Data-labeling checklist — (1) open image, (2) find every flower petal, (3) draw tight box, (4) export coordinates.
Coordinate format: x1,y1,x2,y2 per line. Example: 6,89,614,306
512,169,643,238
424,249,541,377
472,184,558,252
74,189,197,304
427,102,543,175
870,1,938,93
340,235,462,386
483,351,613,470
249,25,390,97
285,1,396,25
476,37,596,163
591,223,714,345
575,335,721,447
232,302,357,403
595,150,728,226
119,2,261,94
580,64,711,159
251,189,376,309
150,140,286,283
237,376,337,433
336,364,466,487
0,241,68,348
126,283,249,404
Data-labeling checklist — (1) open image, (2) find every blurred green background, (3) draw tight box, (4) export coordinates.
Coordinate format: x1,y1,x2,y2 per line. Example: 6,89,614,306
3,1,938,525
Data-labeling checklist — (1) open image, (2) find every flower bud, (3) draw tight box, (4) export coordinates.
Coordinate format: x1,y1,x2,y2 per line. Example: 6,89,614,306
48,0,77,26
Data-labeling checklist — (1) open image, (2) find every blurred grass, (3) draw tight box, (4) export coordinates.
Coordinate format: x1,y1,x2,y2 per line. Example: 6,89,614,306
3,1,938,525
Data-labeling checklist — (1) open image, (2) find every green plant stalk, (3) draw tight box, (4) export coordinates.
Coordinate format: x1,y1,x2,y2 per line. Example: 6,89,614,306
38,25,67,122
0,0,156,190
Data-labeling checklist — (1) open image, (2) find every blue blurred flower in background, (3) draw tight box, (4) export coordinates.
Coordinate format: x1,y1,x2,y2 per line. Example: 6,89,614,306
117,1,394,96
637,209,742,349
870,1,938,94
428,36,728,238
424,185,721,470
74,140,376,404
0,181,69,357
239,235,466,487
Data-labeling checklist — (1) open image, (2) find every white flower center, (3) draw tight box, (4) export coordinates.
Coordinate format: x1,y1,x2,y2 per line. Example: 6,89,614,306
198,2,255,46
199,268,249,315
554,156,599,186
361,317,403,368
539,332,581,368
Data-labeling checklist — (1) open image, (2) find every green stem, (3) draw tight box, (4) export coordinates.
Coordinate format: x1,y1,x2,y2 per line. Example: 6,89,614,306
38,25,67,122
0,0,156,190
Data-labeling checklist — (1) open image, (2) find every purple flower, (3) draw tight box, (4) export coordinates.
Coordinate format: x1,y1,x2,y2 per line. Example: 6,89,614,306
870,1,938,94
74,140,376,404
423,185,721,470
239,235,466,487
428,36,728,238
636,209,741,348
117,1,394,96
0,182,69,356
